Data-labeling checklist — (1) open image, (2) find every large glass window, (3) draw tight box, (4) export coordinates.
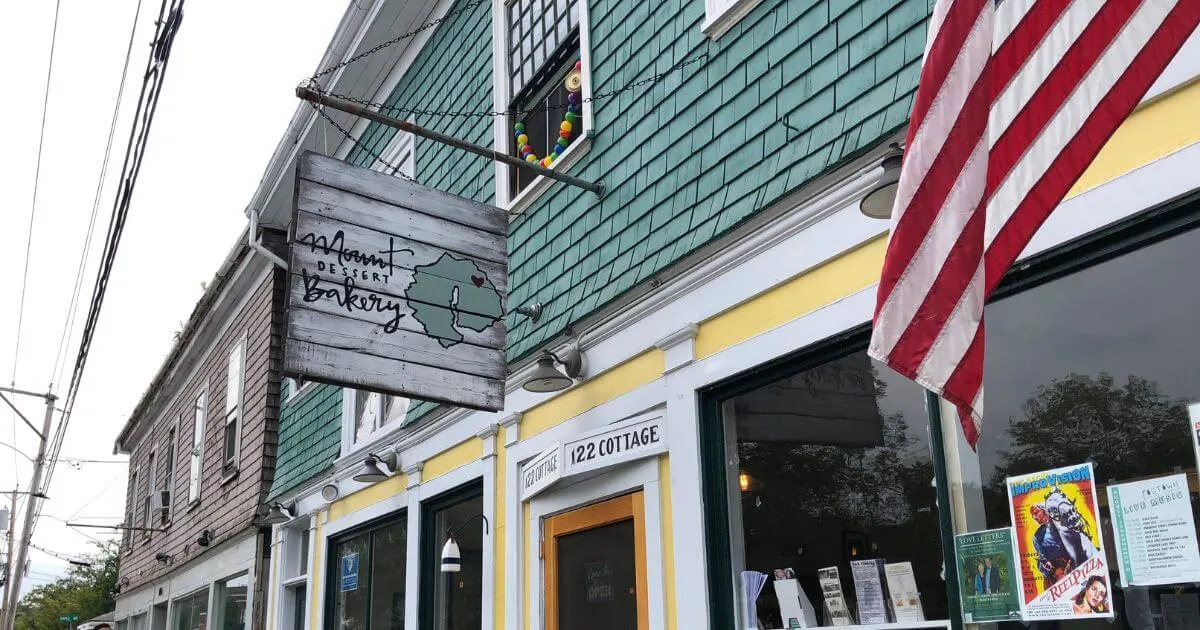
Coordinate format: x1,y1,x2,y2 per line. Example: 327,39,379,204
951,221,1200,628
280,523,311,630
173,588,208,630
215,574,248,630
421,482,484,630
329,513,408,630
707,347,948,628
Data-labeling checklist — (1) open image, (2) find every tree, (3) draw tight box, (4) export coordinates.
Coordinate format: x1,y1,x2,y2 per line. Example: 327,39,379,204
13,541,119,630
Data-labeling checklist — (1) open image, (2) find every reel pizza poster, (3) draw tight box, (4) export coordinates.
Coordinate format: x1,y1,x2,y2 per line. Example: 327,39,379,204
1006,463,1113,620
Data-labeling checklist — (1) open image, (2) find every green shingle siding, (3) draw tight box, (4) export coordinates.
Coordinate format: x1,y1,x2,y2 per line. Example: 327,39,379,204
269,383,342,499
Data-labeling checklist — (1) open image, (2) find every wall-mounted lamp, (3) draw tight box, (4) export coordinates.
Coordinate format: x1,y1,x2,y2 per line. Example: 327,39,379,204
441,513,489,573
262,502,296,526
321,482,340,502
353,452,398,484
860,143,903,219
154,552,173,564
515,302,543,323
197,529,213,547
521,335,586,393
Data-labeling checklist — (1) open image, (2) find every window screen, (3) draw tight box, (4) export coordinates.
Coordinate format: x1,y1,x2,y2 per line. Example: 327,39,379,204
507,0,579,98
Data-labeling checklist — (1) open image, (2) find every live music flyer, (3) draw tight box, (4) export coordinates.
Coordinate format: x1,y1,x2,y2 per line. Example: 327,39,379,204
1006,463,1113,620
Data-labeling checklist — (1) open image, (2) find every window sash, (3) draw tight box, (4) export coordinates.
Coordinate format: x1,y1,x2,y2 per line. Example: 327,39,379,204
189,392,206,503
223,340,245,468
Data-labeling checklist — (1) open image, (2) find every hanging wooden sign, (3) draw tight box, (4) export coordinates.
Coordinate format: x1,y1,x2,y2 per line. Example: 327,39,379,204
284,151,507,411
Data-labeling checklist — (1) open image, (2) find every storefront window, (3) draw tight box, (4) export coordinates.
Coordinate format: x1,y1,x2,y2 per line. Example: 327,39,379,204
215,574,248,630
421,482,484,630
173,588,208,630
708,347,948,628
330,514,408,630
951,223,1200,628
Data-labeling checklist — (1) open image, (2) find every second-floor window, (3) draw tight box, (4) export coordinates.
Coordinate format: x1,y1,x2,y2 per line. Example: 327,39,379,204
163,427,176,523
224,339,246,471
125,469,137,550
189,391,206,503
504,0,591,198
142,455,154,542
345,390,410,452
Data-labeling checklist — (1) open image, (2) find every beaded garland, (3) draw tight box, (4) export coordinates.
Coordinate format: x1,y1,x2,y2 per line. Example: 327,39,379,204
515,61,583,168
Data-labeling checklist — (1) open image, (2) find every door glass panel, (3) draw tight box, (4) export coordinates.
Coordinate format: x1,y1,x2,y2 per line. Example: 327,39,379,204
370,518,408,630
556,520,638,630
333,533,370,630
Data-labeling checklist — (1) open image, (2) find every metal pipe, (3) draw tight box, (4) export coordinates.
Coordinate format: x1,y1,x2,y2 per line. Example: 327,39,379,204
297,84,605,197
0,393,42,440
4,394,56,628
247,209,288,270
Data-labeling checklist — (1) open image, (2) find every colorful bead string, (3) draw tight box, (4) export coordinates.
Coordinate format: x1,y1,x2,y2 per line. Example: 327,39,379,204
515,61,583,168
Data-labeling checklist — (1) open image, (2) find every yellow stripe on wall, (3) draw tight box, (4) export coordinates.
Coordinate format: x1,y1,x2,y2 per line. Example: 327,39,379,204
328,473,408,522
694,237,887,359
520,350,664,440
423,437,483,481
1068,78,1200,198
658,457,677,630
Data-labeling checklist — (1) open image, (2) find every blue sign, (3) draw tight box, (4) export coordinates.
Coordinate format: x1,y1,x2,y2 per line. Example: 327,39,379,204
340,552,359,592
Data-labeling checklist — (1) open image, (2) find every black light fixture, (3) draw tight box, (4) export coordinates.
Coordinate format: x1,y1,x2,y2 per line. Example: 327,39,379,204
522,344,586,393
154,552,173,564
440,514,490,573
860,143,904,219
197,529,213,546
353,452,398,484
262,502,296,526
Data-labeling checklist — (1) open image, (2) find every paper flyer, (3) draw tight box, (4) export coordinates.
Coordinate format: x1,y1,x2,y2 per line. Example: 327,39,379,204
817,566,853,626
850,559,888,624
1007,462,1113,620
1108,473,1200,586
883,562,925,622
954,528,1022,623
1190,403,1200,477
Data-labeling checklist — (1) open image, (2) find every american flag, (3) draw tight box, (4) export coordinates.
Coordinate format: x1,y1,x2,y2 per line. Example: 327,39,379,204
868,0,1200,448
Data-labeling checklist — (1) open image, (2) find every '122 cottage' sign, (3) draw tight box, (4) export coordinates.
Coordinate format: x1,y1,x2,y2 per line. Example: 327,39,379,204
284,152,507,411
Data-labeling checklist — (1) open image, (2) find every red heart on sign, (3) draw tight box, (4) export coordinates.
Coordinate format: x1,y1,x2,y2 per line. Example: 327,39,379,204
471,275,484,287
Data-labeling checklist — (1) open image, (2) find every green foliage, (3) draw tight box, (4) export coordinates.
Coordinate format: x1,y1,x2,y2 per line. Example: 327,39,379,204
14,541,118,630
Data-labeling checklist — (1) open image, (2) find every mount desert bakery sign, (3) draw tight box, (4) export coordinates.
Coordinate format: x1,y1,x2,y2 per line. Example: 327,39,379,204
283,151,507,411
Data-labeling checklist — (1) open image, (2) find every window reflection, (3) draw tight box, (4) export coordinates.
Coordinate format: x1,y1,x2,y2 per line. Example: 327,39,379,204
725,350,947,627
958,225,1200,629
424,488,484,630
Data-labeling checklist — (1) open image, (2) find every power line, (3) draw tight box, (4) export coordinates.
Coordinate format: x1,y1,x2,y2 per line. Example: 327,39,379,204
11,0,64,385
50,0,147,392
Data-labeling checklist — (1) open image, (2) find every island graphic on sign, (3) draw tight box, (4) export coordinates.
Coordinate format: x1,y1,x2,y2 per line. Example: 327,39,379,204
407,253,504,348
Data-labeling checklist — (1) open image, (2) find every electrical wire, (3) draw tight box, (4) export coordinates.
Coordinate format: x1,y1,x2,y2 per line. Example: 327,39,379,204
50,0,147,392
11,0,63,385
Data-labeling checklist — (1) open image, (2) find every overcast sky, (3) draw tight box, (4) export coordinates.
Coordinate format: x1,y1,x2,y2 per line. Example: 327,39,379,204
0,0,347,594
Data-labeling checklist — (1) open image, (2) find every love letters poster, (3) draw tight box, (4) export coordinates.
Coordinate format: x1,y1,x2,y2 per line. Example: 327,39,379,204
1006,463,1113,620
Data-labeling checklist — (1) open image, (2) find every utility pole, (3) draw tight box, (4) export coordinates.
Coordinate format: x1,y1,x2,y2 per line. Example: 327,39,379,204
0,389,56,630
1,489,15,619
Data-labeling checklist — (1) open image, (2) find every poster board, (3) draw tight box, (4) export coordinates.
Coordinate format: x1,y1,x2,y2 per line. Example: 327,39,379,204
1007,462,1113,620
285,151,508,411
954,528,1022,623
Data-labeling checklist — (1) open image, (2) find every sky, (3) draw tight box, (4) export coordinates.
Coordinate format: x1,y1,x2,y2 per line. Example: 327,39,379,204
0,0,347,595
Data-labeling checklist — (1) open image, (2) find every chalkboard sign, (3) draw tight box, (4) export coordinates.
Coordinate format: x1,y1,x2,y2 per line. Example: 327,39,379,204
285,152,508,411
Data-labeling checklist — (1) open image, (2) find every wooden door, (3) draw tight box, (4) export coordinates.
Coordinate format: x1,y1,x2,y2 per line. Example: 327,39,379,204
543,492,649,630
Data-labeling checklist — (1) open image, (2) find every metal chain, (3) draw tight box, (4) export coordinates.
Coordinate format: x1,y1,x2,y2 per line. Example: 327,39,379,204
312,0,490,80
310,102,416,180
306,53,709,120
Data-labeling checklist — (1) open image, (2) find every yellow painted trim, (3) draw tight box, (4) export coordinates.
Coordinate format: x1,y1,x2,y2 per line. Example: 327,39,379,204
1068,79,1200,198
695,237,887,359
523,501,532,630
309,511,325,630
327,473,408,523
423,437,483,481
520,350,664,440
658,457,677,630
494,441,508,630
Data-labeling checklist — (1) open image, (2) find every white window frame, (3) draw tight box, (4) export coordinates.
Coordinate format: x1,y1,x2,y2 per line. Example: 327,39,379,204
491,0,596,215
189,388,207,504
125,468,138,551
375,129,416,180
276,518,315,630
223,337,247,472
162,421,178,523
339,389,412,457
143,450,156,537
701,0,765,40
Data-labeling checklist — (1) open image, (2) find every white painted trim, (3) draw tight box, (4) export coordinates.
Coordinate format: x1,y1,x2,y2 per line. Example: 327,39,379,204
701,0,766,40
525,458,666,630
655,323,699,374
505,136,594,217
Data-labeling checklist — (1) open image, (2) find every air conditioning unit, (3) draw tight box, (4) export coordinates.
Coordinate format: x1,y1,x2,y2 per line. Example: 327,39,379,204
152,489,171,513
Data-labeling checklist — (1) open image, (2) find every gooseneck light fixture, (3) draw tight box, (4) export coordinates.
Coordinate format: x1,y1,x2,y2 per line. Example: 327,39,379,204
860,143,904,219
262,502,296,526
522,333,586,393
441,514,490,573
353,452,398,484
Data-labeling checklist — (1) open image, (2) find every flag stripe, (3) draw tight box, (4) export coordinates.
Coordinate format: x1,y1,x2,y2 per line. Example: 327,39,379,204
875,6,994,319
986,0,1200,291
908,0,990,144
989,0,1074,101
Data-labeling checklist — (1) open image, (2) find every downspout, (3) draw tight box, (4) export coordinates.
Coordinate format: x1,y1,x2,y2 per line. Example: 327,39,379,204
248,208,288,270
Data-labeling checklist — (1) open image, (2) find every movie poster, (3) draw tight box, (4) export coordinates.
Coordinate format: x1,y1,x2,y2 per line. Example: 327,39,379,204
1006,463,1113,620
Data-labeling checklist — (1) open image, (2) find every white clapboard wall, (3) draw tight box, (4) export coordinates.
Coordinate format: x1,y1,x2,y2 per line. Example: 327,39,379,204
284,151,508,411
